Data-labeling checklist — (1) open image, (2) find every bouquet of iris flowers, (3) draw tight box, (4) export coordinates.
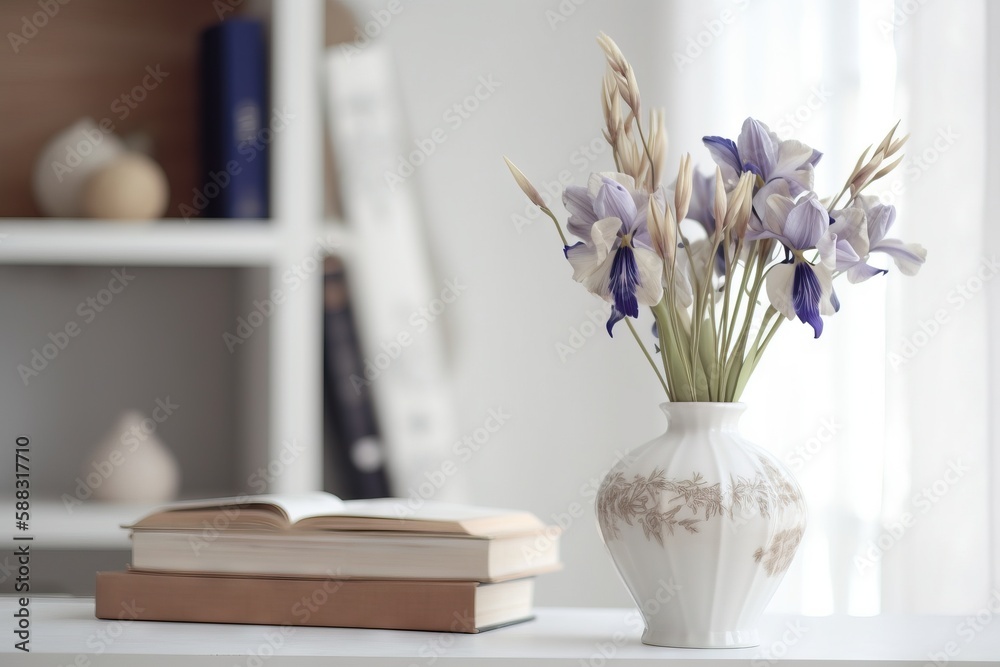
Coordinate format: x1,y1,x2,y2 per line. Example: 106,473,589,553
505,34,926,402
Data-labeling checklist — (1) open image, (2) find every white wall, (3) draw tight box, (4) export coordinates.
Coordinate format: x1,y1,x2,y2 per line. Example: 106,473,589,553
367,0,673,607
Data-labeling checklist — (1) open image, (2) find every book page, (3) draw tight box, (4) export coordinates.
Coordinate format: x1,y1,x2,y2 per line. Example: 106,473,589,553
131,492,345,527
295,498,545,536
339,499,525,522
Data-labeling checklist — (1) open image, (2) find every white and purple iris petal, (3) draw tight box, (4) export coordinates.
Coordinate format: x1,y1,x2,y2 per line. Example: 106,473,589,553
563,174,664,335
833,195,927,283
761,195,837,338
704,118,821,195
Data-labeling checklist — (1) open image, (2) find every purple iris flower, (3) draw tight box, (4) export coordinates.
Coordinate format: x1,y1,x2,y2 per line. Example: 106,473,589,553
563,173,664,335
685,169,717,235
704,118,821,195
758,192,837,338
832,195,927,282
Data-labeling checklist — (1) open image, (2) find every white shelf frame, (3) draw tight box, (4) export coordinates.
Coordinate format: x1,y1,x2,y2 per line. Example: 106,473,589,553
265,0,325,494
0,221,279,266
0,0,339,536
17,500,153,550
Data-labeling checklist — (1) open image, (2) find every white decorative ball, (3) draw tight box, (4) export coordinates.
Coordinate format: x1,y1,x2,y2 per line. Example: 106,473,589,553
81,153,169,221
32,118,127,217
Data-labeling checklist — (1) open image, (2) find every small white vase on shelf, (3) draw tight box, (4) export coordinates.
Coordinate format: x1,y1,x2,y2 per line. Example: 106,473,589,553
88,410,181,503
596,402,806,648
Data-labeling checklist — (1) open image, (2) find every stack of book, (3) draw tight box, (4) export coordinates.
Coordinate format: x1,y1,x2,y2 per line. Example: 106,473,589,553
95,493,560,633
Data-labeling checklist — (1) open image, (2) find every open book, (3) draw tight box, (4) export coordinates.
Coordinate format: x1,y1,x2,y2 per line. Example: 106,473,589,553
129,492,547,537
126,493,560,581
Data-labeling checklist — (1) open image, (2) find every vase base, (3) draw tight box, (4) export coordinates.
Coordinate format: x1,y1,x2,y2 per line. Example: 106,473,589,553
640,627,759,649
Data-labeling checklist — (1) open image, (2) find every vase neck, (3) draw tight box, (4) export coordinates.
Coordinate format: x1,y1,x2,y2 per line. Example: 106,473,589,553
659,402,746,433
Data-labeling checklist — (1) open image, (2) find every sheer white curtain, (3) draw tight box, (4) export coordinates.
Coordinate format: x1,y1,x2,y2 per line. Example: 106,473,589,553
658,0,991,613
882,0,991,614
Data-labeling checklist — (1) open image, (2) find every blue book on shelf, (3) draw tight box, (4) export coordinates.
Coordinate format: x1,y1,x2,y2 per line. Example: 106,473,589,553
199,18,268,219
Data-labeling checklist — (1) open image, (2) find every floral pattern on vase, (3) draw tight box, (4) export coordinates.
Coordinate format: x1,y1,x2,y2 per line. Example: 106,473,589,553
597,456,804,577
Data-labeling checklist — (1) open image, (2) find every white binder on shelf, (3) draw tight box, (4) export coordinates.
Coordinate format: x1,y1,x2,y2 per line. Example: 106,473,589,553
323,42,462,501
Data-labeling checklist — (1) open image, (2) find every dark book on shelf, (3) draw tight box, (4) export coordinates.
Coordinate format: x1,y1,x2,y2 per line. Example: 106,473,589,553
323,257,392,498
198,18,268,219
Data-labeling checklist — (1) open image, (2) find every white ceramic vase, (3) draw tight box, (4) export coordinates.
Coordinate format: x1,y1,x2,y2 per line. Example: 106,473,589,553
88,410,181,503
596,402,806,648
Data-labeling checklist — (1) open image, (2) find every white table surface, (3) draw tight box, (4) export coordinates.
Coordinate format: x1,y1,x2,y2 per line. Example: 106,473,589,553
1,597,998,666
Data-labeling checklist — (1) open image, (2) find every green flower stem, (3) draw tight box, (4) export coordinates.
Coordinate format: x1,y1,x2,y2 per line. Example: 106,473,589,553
721,238,750,367
635,122,656,189
750,314,784,374
721,245,769,399
625,316,670,399
728,305,776,400
690,235,718,382
730,245,768,355
716,236,735,390
539,206,569,246
750,306,778,358
654,298,695,401
722,262,750,396
706,277,720,401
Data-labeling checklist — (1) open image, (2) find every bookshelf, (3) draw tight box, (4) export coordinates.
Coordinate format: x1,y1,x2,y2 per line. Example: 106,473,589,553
0,0,361,552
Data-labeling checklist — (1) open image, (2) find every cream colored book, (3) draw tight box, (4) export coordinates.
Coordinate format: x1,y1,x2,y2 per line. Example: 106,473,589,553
127,493,560,581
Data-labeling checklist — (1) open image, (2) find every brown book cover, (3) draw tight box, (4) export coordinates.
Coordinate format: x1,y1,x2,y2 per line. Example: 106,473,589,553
95,571,534,633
